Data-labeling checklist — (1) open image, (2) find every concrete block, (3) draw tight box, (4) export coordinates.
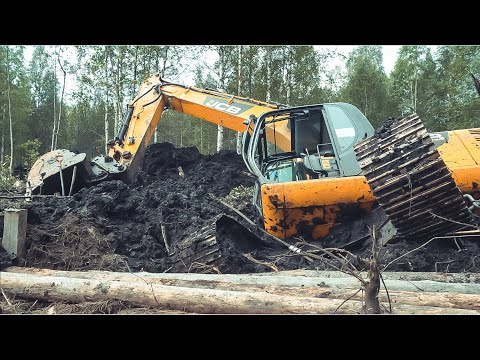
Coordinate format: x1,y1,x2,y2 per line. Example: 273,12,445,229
2,208,28,259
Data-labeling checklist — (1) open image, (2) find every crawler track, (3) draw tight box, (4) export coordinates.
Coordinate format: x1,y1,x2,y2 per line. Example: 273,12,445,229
354,114,473,242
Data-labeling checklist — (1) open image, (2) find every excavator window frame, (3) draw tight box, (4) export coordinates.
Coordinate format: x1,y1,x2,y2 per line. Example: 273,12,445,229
246,104,339,183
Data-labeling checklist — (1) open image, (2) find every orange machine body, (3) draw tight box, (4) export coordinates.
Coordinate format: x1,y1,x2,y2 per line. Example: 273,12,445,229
106,75,480,242
261,128,480,240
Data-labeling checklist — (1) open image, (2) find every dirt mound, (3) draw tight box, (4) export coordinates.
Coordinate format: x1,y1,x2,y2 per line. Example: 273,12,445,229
1,142,480,275
25,143,262,273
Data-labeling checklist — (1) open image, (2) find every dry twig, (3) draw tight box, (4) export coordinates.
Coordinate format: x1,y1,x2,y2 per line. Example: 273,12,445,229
161,224,172,255
334,288,362,314
243,253,279,272
1,288,14,308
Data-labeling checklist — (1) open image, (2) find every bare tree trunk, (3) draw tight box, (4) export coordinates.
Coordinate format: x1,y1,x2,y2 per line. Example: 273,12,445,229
50,47,57,152
414,78,417,113
131,46,138,99
285,46,292,105
236,45,243,155
54,53,66,150
161,46,169,78
104,46,109,154
246,45,253,98
216,46,225,153
266,47,272,102
216,125,224,152
1,106,5,163
180,117,183,147
411,81,414,113
118,48,125,124
364,85,368,118
6,47,13,173
4,268,480,314
111,47,123,135
362,230,381,314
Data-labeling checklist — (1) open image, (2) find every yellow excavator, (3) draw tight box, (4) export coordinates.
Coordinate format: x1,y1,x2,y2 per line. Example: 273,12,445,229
27,74,480,250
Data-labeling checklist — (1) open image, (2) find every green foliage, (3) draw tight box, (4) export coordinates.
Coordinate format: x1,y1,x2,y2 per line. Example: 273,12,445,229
0,45,32,160
18,139,41,168
0,156,15,187
340,46,390,128
1,44,480,166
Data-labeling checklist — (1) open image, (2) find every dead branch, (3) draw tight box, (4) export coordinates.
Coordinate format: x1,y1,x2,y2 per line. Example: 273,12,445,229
1,288,14,308
379,273,392,314
160,224,171,255
295,239,365,284
383,237,438,271
434,260,455,273
334,288,362,314
210,194,303,255
429,211,478,229
243,253,279,272
362,226,381,314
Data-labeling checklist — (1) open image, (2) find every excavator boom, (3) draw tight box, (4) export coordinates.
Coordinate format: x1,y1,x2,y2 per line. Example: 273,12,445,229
27,75,288,194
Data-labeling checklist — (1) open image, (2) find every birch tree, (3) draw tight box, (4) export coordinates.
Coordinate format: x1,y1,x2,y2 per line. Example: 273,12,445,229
6,46,13,172
104,46,110,153
54,51,67,150
50,46,57,151
236,45,243,154
340,46,389,127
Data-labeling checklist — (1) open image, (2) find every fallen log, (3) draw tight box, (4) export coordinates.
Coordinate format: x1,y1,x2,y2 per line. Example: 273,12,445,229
5,267,480,294
258,270,480,284
0,271,360,314
2,268,480,313
1,271,479,314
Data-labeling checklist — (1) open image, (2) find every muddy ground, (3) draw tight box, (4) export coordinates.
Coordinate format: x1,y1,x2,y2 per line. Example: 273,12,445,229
1,142,480,313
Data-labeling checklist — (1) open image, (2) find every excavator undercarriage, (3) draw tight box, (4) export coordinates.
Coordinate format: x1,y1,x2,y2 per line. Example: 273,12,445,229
355,114,475,244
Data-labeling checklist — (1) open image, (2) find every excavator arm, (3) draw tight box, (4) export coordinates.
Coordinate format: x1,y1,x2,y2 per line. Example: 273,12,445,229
106,74,290,181
27,74,291,194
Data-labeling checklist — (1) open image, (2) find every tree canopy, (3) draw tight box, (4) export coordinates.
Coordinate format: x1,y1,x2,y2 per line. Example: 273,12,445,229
1,45,479,172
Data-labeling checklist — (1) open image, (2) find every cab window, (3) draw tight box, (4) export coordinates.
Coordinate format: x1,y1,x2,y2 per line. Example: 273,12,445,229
325,106,357,152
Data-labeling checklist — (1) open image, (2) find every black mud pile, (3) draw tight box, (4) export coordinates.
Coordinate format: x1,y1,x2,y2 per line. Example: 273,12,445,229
24,143,273,273
2,142,480,274
0,246,13,270
374,238,480,273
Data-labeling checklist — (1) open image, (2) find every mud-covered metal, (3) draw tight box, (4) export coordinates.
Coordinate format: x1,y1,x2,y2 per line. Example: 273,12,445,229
261,176,376,240
170,221,221,271
354,114,474,242
27,149,86,194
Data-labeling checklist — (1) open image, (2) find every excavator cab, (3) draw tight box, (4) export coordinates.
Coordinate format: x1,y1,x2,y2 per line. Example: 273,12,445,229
243,103,377,240
245,103,373,182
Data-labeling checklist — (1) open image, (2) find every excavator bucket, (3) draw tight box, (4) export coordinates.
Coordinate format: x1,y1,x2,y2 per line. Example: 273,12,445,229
27,149,88,195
